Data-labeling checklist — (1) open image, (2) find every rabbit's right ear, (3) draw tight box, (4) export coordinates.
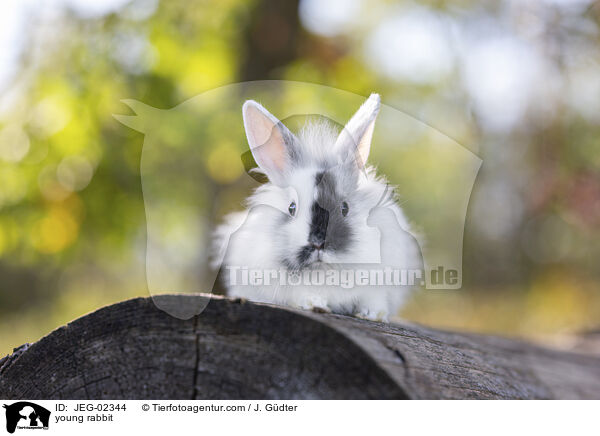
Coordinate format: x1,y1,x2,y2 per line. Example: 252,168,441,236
242,100,296,185
334,93,380,168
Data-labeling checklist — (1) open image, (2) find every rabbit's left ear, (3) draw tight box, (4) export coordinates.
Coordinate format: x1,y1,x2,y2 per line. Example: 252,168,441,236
334,93,380,168
242,100,298,186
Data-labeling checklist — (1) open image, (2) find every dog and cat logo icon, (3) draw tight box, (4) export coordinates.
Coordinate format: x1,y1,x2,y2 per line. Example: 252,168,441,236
2,402,50,433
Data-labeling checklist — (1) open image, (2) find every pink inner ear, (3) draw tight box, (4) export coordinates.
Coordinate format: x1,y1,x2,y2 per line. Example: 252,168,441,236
356,120,375,167
263,131,287,171
247,105,287,171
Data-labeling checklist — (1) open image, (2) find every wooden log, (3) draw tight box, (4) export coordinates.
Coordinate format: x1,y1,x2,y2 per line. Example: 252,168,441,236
1,294,599,399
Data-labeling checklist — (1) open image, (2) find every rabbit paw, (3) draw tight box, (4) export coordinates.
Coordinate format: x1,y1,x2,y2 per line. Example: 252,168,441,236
311,306,332,314
355,308,389,322
297,295,329,312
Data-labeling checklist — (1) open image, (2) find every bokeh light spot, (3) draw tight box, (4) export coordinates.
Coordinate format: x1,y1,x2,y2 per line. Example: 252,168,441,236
31,207,79,254
0,124,30,162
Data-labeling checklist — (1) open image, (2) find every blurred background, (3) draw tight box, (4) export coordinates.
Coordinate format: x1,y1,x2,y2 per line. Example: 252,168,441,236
1,0,600,356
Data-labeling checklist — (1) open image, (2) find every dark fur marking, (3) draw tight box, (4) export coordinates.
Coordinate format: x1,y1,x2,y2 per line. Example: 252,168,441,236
296,171,352,266
316,171,352,252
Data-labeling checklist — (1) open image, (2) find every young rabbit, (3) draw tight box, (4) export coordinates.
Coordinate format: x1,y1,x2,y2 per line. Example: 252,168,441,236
212,94,422,321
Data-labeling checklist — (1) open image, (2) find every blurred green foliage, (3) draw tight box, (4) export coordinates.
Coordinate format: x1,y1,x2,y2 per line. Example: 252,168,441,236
1,0,600,356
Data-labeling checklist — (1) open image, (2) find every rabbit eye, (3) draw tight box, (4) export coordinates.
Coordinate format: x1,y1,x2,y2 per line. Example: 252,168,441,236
341,201,349,217
288,201,297,216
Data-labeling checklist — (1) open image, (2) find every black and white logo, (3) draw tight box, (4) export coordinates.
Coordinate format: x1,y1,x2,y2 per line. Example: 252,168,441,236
3,402,50,434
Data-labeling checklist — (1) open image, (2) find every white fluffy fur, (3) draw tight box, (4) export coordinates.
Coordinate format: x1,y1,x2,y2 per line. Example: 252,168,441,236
211,94,422,321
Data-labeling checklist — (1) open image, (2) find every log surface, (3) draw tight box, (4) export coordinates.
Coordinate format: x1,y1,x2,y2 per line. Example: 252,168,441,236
1,294,599,399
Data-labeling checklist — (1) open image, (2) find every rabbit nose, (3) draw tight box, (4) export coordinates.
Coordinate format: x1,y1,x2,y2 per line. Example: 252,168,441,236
311,242,325,251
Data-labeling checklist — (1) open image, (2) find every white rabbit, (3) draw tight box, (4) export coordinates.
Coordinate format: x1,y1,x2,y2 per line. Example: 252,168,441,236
211,94,422,321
